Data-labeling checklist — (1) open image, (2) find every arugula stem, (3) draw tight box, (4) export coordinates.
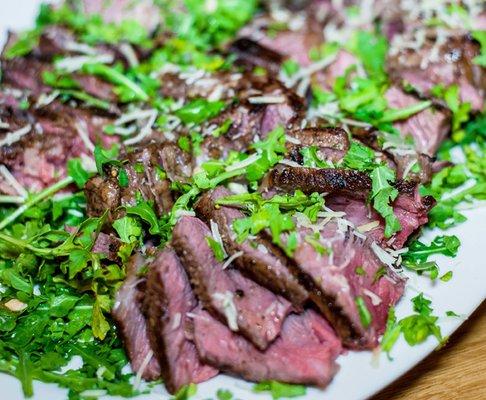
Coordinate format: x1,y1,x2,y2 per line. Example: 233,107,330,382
83,63,148,101
0,177,74,230
0,232,53,256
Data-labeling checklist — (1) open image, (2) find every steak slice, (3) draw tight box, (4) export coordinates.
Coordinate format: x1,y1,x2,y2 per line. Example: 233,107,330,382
287,127,350,163
144,249,218,394
327,182,434,250
269,166,372,199
192,308,341,387
290,222,405,349
230,37,284,74
0,100,113,194
388,33,485,111
85,143,190,220
195,187,308,307
385,86,450,156
172,216,292,350
112,253,160,380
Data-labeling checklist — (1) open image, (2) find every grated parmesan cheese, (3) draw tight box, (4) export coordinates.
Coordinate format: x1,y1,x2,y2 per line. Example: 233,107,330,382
119,43,139,68
279,159,303,168
133,350,154,390
363,289,382,306
55,53,114,73
210,219,228,259
212,291,238,331
221,251,244,270
357,220,380,233
371,242,397,268
4,299,27,312
0,165,28,198
225,153,261,172
248,96,286,104
35,90,60,109
75,120,95,152
284,135,301,145
0,124,32,147
124,110,158,146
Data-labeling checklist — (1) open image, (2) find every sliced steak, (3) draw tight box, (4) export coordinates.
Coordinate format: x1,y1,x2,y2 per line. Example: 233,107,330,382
80,0,161,32
195,187,308,307
85,143,190,220
1,57,51,97
192,308,341,387
198,103,266,164
0,100,113,194
269,166,372,199
230,37,284,74
112,253,161,380
327,183,434,249
287,127,350,163
385,86,450,156
144,249,218,393
290,222,405,349
92,232,122,262
388,33,485,111
172,216,292,350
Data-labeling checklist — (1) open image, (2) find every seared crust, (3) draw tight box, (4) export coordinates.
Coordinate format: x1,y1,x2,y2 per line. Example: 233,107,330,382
195,188,308,307
269,166,372,198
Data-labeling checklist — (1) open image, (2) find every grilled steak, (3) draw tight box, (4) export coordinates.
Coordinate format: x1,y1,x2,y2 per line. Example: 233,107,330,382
327,183,434,250
230,38,284,75
0,100,112,194
172,216,292,350
192,308,341,387
289,222,405,349
195,187,308,307
85,143,190,220
112,253,161,380
269,166,372,198
388,33,485,111
287,127,350,163
385,86,450,156
144,249,218,393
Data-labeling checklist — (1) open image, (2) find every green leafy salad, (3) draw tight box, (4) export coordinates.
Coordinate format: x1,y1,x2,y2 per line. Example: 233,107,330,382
0,1,484,400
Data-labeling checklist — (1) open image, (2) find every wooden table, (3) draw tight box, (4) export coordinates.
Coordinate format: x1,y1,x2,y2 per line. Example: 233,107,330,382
372,302,486,400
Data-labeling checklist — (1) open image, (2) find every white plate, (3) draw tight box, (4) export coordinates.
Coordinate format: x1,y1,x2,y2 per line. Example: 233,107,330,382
1,2,485,399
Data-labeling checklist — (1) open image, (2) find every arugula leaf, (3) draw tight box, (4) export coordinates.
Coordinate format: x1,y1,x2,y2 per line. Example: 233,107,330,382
300,146,330,168
343,141,376,171
82,63,149,102
472,31,486,66
67,158,91,188
440,271,453,282
304,233,329,256
93,145,120,175
175,99,225,124
355,296,372,328
206,236,226,262
125,202,160,235
253,381,307,399
112,216,142,244
404,235,460,263
216,388,233,400
369,166,401,238
173,383,197,400
349,31,388,83
3,29,41,59
92,296,110,340
381,294,443,356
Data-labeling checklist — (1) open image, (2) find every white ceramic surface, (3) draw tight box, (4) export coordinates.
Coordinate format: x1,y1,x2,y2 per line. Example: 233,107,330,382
1,2,485,399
